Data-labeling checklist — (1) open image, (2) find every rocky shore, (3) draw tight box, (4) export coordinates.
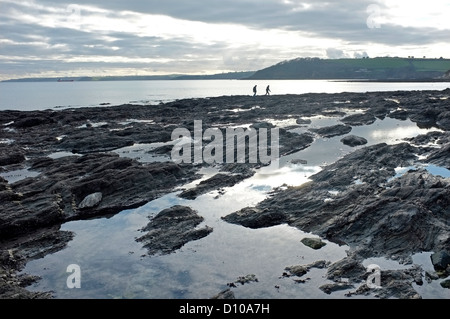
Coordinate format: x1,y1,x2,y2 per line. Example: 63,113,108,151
1,89,449,299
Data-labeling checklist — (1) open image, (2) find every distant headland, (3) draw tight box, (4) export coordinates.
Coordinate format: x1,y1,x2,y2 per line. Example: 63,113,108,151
247,56,450,81
2,57,450,83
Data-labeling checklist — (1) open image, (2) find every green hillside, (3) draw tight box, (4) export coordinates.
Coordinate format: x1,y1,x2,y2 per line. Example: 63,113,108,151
248,57,450,80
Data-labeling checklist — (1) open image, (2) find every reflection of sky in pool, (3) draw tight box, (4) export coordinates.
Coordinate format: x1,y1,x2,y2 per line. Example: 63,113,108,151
388,164,450,182
20,114,450,299
0,167,40,183
287,116,443,167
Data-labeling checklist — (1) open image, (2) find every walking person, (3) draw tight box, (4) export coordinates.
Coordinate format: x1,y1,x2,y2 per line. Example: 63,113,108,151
265,85,271,95
253,85,257,96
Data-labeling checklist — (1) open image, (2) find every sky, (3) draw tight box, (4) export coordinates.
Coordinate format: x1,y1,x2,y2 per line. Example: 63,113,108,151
1,0,449,81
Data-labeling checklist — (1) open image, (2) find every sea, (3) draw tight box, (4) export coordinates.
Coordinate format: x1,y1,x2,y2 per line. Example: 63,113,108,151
1,79,450,300
0,79,449,111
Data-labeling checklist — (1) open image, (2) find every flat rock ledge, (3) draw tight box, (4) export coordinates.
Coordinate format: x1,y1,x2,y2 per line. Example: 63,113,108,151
136,205,213,256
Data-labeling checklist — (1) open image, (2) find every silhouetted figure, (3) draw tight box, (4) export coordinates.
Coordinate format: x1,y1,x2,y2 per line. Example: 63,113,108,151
253,85,257,96
265,85,271,95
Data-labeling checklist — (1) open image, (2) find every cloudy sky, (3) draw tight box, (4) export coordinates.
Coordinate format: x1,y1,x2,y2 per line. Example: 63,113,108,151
1,0,449,80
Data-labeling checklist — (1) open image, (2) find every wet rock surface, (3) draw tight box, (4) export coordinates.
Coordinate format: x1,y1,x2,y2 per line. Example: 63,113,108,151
179,172,254,200
309,124,352,138
136,205,213,256
301,237,327,250
0,227,73,298
341,112,377,126
0,154,197,239
340,135,368,147
1,89,449,299
222,141,450,298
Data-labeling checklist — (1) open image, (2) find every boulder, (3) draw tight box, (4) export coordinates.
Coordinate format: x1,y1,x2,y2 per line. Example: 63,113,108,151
341,135,368,147
431,251,450,272
78,192,103,209
136,205,213,256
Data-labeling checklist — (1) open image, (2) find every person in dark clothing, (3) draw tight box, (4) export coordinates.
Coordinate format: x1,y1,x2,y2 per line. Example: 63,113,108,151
253,85,257,96
265,85,271,95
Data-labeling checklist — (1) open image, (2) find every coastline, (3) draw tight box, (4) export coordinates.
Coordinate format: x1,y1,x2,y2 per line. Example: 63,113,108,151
1,89,449,299
336,79,450,83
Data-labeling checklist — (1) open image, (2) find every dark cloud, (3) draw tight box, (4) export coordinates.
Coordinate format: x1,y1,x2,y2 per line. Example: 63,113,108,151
31,0,448,45
0,0,449,80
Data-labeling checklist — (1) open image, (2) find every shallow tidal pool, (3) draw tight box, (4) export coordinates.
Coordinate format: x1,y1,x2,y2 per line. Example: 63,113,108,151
20,114,449,299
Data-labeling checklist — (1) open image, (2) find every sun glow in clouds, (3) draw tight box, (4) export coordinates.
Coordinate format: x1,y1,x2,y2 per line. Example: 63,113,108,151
0,0,449,80
379,0,450,30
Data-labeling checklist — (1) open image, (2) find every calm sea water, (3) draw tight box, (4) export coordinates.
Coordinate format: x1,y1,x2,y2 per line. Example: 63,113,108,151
0,79,449,111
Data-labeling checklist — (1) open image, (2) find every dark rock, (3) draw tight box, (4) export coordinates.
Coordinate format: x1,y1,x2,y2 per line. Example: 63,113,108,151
234,274,259,285
431,251,450,272
309,124,352,138
425,271,440,283
341,113,377,126
13,116,55,128
78,192,103,209
404,131,445,146
308,260,331,269
222,207,286,229
326,256,367,283
136,205,213,256
0,227,73,299
251,122,275,129
301,237,326,250
410,108,439,128
280,131,314,155
320,282,354,295
282,260,332,287
436,111,450,130
425,144,450,169
0,145,26,166
441,280,450,289
389,109,410,121
284,265,308,277
211,289,235,299
290,159,308,165
375,268,423,299
151,144,174,155
296,118,312,125
0,153,25,166
0,154,197,239
179,172,254,200
58,129,135,154
340,135,368,147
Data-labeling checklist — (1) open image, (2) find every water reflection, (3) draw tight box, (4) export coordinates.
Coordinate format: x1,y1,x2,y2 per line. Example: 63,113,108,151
22,186,351,299
0,167,40,183
368,121,442,144
19,113,449,299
